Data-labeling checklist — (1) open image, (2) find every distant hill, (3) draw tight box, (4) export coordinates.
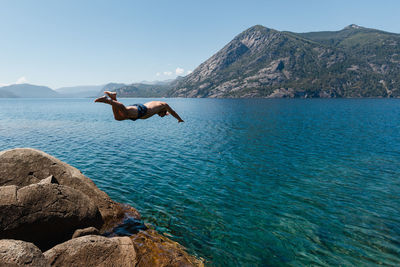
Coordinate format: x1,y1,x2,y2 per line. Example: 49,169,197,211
96,83,127,97
0,90,18,98
0,84,59,98
56,85,104,97
167,24,400,98
114,83,171,98
139,79,175,85
101,83,127,94
98,82,172,98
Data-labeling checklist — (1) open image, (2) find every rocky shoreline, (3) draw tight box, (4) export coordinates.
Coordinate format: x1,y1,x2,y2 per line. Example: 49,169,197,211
0,148,203,266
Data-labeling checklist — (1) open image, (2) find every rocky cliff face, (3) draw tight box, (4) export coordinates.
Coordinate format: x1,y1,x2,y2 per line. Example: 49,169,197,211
167,25,400,98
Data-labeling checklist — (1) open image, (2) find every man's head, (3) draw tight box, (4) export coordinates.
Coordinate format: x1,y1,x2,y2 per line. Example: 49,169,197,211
158,110,167,117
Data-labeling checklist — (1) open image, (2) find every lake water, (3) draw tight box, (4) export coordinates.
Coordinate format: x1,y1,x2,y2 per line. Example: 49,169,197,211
1,98,400,266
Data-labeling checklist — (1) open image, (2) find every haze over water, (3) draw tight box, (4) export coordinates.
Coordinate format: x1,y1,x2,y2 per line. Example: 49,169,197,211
1,98,399,266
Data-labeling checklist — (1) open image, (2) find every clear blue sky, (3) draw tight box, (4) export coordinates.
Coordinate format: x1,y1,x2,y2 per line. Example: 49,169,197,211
0,0,399,88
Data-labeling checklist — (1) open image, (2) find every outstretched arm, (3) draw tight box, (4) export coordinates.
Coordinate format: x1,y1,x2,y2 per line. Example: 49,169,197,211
165,104,184,122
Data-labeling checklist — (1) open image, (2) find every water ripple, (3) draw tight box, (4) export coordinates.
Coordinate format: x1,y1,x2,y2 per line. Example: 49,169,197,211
1,98,400,266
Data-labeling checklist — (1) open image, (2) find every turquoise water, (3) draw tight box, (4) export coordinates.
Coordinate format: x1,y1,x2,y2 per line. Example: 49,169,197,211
1,98,400,266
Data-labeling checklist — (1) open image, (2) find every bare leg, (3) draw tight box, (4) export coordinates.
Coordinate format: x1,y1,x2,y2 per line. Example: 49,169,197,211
110,101,129,120
94,95,109,103
103,92,124,119
105,91,117,101
95,96,129,120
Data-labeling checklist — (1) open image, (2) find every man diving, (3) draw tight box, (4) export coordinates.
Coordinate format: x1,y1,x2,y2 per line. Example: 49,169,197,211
94,91,184,123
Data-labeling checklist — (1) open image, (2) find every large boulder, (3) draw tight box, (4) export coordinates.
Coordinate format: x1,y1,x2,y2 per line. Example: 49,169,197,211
0,239,49,267
0,185,18,205
0,183,103,250
0,148,203,266
44,235,137,267
0,148,140,230
131,229,204,267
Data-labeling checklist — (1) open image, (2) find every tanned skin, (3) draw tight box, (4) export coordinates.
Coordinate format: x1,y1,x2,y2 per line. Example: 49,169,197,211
95,91,184,123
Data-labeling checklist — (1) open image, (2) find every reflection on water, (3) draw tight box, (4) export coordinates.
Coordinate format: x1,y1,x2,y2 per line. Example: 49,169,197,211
1,98,400,266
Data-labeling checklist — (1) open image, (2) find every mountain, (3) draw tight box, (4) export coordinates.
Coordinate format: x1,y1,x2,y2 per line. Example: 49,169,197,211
0,84,59,98
167,24,400,98
139,79,175,85
99,81,172,98
56,85,104,97
99,83,128,96
0,90,18,98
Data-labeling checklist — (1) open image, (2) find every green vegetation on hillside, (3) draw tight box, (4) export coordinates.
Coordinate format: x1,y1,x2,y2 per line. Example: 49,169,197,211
166,24,400,98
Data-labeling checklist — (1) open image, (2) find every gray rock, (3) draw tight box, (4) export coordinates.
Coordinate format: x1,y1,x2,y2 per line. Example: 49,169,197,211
0,148,140,231
0,183,103,251
44,235,136,267
72,227,100,239
0,239,49,267
0,185,18,205
37,175,58,185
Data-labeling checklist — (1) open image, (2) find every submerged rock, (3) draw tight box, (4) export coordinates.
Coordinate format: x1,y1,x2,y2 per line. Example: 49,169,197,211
132,229,204,267
0,183,103,251
44,235,136,267
0,239,49,267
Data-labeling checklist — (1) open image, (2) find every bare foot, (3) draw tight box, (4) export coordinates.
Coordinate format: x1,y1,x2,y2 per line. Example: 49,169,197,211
104,91,117,100
94,95,109,103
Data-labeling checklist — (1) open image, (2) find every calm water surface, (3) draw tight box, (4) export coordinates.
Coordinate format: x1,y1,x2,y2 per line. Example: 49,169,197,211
1,98,400,266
